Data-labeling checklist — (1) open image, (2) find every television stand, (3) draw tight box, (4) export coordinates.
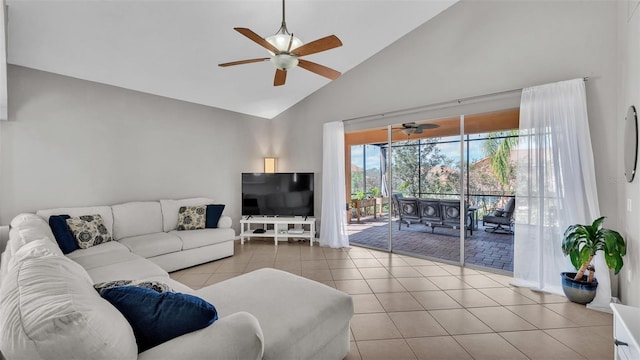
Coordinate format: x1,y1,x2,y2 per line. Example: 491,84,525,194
240,216,316,246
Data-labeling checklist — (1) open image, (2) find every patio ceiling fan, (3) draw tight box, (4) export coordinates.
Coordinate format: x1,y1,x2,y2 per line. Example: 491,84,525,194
392,122,440,135
218,0,343,86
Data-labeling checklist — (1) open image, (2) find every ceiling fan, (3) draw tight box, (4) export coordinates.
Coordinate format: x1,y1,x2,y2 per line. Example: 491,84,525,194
218,0,343,86
393,122,440,135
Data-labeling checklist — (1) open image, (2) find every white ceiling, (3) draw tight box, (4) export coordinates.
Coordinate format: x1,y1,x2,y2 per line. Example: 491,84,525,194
6,0,456,119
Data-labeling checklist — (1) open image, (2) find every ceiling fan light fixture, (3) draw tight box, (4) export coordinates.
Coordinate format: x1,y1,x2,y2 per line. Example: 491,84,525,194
270,54,299,70
266,33,303,53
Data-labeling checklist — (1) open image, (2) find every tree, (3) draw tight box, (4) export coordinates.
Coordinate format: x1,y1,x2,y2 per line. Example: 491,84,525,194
482,131,518,191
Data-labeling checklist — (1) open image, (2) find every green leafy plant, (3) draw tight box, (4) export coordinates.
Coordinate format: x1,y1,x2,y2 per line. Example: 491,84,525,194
370,187,381,198
354,191,365,201
562,216,626,283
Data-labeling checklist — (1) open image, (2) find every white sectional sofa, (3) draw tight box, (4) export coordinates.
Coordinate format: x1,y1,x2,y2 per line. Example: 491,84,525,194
0,200,354,360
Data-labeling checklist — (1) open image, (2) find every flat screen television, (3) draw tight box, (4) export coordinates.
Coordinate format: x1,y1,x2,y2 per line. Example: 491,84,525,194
242,172,314,216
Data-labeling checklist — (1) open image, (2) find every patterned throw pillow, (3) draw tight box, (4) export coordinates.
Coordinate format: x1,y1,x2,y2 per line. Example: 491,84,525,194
94,280,174,295
177,205,206,231
66,214,112,249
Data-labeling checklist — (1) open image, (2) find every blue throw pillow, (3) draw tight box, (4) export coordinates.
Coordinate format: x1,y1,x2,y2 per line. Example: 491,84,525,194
205,204,225,228
101,286,218,352
48,214,78,254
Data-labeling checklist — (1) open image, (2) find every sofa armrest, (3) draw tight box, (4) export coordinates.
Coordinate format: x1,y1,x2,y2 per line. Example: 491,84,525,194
138,312,263,360
217,215,232,229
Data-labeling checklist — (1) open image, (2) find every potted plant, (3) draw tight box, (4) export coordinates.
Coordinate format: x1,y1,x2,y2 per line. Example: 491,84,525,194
561,216,626,304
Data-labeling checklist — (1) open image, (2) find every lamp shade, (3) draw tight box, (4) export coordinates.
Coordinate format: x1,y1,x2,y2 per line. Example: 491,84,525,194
264,157,277,173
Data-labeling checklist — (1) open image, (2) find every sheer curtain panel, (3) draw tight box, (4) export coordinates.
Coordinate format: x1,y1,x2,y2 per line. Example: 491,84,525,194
513,78,611,311
319,121,349,248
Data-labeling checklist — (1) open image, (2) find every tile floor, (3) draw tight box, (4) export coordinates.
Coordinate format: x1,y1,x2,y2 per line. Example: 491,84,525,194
169,239,613,360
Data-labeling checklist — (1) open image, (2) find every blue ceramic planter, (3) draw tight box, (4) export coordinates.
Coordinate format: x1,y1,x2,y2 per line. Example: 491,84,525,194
561,272,598,304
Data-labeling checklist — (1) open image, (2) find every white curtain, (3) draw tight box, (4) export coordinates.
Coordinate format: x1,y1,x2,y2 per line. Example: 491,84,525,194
513,78,611,311
0,0,7,120
319,121,349,248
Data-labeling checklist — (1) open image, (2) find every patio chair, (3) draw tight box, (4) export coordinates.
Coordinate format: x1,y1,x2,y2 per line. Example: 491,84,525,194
482,198,515,234
391,193,403,217
418,198,442,230
397,198,420,230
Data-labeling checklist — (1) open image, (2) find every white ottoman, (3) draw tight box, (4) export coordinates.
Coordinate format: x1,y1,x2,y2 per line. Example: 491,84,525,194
195,268,354,360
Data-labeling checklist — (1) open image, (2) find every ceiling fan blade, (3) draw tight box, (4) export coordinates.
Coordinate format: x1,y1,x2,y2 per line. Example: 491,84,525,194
297,59,341,80
274,69,287,86
218,58,269,67
292,35,342,57
419,123,440,130
234,27,280,54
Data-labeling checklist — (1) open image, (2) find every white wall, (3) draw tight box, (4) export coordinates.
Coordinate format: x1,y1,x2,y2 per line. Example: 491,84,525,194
618,1,640,308
0,65,269,229
274,2,626,299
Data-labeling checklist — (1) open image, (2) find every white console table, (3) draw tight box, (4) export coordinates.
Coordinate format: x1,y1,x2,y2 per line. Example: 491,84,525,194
611,303,640,360
240,216,316,246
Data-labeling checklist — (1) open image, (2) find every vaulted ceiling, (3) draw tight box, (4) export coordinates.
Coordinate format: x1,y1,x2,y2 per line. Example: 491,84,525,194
6,0,456,119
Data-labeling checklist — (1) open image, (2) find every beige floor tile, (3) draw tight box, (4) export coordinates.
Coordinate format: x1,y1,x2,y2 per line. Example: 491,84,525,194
326,259,357,269
484,273,515,287
300,259,329,270
358,267,393,279
375,292,423,312
272,260,301,273
331,268,364,280
454,333,528,359
428,275,475,290
401,257,437,266
544,303,613,326
183,260,222,274
300,268,333,281
250,254,277,263
348,251,376,260
445,289,500,308
344,342,361,360
478,287,538,305
500,330,586,359
352,294,385,314
376,257,411,268
300,250,326,260
414,265,451,276
317,279,336,288
511,287,569,303
406,336,473,360
411,291,462,310
350,313,402,341
544,327,613,359
322,249,351,260
366,278,407,293
177,273,211,288
468,307,536,332
168,271,185,280
352,258,383,268
389,311,448,337
356,339,416,360
203,272,241,286
215,261,249,273
457,274,505,288
505,304,580,329
335,279,373,294
387,266,423,278
396,277,439,291
439,264,481,276
243,261,274,273
429,309,493,335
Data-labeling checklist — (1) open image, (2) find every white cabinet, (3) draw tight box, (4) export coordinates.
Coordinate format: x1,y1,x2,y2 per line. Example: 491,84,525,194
240,216,316,246
611,303,640,360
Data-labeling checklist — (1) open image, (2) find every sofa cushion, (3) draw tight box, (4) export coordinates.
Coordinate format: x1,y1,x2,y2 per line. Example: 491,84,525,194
196,268,353,360
66,214,113,249
9,214,56,248
205,204,225,228
101,286,218,352
84,256,169,284
66,241,130,260
49,215,78,254
118,232,183,258
37,206,115,237
160,198,215,232
111,201,163,240
0,253,137,360
177,206,207,231
71,248,151,271
169,228,236,250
